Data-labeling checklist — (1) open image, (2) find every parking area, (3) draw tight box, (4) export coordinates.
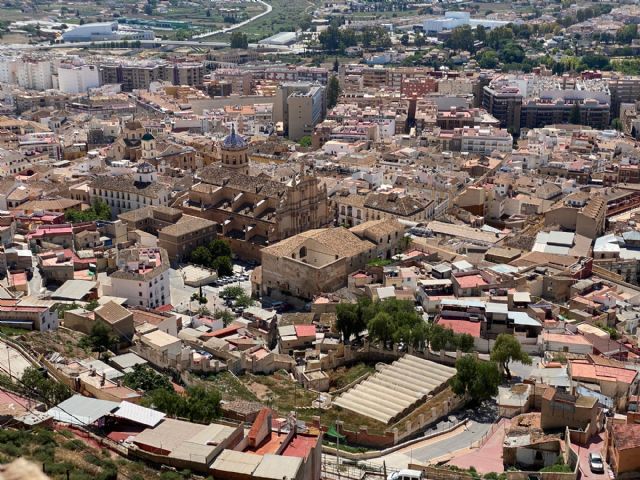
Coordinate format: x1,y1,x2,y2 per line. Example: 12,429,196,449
170,263,253,315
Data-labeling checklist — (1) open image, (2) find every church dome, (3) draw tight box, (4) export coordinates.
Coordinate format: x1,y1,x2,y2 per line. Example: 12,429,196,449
222,124,247,150
141,132,155,141
137,161,155,173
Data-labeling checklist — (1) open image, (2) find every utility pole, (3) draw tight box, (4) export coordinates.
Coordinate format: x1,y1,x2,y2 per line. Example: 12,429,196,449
336,418,340,480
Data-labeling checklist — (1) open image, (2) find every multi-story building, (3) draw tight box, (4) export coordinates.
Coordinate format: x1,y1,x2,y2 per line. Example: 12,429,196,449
287,86,326,141
483,75,611,134
430,126,513,154
57,64,100,94
274,83,326,140
99,62,204,91
118,206,217,264
105,247,171,309
89,163,170,218
335,191,435,227
14,58,54,91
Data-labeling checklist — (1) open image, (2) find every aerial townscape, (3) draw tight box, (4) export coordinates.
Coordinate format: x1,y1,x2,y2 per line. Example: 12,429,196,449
2,0,640,480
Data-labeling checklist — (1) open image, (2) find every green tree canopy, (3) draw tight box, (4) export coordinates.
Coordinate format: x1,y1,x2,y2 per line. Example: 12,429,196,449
20,366,72,408
65,199,112,223
446,25,475,52
327,75,341,109
230,32,248,49
145,386,221,423
123,364,173,392
451,356,501,404
79,322,120,358
490,333,532,379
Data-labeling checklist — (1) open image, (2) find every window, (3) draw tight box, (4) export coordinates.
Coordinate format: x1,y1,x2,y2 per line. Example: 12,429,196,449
139,292,142,297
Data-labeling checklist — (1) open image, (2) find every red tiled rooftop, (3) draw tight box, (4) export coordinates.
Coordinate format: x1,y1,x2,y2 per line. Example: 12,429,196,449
612,423,640,450
570,360,637,385
455,274,488,289
294,325,316,338
543,333,593,345
282,433,318,459
437,318,481,338
203,324,242,338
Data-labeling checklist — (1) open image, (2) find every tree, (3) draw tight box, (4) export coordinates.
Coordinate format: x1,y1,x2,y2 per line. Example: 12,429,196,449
143,3,153,15
400,33,409,46
611,118,623,131
415,34,425,48
85,299,100,311
368,311,394,345
206,8,211,17
123,364,172,392
145,385,221,423
212,256,233,277
20,366,72,408
214,309,235,326
230,31,248,49
569,103,581,125
446,25,475,52
490,333,532,380
478,50,499,69
451,356,501,404
65,199,112,223
80,322,120,358
208,239,232,259
298,136,312,148
327,75,340,109
189,246,211,267
336,303,358,343
616,24,638,44
475,25,487,43
333,58,339,72
221,285,245,299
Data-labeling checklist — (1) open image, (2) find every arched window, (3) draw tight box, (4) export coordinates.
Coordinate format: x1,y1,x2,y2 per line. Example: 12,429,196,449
299,246,307,258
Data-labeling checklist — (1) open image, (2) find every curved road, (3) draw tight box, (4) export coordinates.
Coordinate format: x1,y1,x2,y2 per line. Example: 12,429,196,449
193,0,273,39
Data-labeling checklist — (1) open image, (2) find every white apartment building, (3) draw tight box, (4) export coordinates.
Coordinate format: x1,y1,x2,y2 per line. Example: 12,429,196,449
89,163,170,217
0,57,18,84
106,247,171,309
16,59,54,91
58,64,100,94
459,126,513,155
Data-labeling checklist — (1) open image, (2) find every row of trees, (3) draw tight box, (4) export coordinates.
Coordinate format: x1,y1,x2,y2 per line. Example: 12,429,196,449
318,24,391,52
336,298,475,352
189,239,234,277
230,32,249,49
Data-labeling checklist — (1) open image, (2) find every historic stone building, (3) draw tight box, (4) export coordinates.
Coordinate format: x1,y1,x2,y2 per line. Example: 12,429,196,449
177,128,331,260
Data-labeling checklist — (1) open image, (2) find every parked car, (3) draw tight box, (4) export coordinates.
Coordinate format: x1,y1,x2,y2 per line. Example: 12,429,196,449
589,452,604,473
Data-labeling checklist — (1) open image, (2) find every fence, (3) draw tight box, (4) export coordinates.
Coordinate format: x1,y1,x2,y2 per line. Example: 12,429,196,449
470,417,505,449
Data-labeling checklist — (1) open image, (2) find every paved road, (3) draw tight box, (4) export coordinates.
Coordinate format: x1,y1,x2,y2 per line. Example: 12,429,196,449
193,0,273,39
0,341,33,379
325,402,498,471
13,38,291,51
575,434,610,480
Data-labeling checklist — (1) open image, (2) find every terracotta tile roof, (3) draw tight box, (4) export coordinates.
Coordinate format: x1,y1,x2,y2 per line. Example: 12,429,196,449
612,423,640,451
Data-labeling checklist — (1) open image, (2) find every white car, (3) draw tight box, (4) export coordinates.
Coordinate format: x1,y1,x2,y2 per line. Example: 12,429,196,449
589,452,605,473
387,470,425,480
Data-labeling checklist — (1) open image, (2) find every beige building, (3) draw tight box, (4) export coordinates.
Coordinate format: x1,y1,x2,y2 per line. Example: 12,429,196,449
179,133,330,261
119,206,216,264
544,194,606,239
259,219,406,299
335,191,435,227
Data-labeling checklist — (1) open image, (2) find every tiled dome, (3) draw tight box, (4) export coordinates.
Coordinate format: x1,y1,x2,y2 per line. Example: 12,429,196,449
222,124,247,150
